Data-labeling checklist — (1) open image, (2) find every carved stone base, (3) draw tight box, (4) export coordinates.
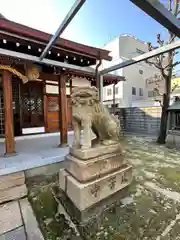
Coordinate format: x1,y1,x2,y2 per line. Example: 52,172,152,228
59,143,132,223
65,152,125,182
69,143,123,160
59,164,132,211
53,185,130,224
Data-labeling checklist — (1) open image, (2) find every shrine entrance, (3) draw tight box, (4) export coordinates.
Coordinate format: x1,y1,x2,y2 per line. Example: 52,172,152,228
11,79,44,136
20,81,44,131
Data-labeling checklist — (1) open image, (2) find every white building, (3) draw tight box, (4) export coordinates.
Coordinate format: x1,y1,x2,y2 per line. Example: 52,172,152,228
101,34,162,108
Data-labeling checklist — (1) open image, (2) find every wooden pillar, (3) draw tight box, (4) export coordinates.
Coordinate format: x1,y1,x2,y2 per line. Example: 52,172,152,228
69,78,73,130
58,74,68,146
70,78,73,95
43,81,48,132
3,70,16,155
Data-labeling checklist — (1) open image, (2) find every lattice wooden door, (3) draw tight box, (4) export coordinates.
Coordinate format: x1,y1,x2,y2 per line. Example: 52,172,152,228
20,82,44,128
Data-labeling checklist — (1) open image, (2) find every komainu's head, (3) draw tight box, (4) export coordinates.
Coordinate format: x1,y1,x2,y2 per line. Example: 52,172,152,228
71,86,99,106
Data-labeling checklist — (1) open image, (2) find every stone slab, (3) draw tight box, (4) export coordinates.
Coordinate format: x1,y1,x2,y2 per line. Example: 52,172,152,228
69,143,123,160
166,132,180,148
63,164,132,211
0,184,27,204
19,198,44,240
0,226,26,240
66,152,124,182
0,172,25,191
56,185,129,224
0,201,22,235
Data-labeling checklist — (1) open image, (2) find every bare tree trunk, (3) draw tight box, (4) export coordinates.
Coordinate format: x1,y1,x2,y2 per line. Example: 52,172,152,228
157,93,170,143
157,51,172,144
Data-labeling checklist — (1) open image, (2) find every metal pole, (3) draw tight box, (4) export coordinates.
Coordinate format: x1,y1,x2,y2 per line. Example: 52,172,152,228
113,83,116,114
99,75,103,103
39,0,86,60
130,0,180,38
100,39,180,75
0,48,95,74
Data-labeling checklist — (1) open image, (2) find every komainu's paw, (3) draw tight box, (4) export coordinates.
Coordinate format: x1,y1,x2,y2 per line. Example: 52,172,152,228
102,140,118,146
81,144,91,150
72,143,81,149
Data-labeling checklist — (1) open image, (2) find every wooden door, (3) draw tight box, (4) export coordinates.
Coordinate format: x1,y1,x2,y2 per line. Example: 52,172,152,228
21,82,44,128
46,94,72,132
47,95,59,132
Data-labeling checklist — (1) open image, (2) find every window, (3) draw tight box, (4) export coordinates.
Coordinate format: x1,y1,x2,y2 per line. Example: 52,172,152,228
132,87,136,95
139,88,143,96
111,103,118,109
139,69,143,74
115,87,119,95
148,91,153,97
107,88,112,96
148,90,159,97
136,48,145,54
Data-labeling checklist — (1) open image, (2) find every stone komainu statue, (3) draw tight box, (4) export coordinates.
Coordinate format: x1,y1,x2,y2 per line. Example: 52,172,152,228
71,86,121,150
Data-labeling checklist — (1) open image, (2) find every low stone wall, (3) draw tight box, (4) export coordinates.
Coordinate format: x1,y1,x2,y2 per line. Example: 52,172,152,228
111,107,162,136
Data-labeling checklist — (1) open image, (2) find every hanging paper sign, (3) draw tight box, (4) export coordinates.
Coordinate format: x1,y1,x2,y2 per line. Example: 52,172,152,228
48,99,59,112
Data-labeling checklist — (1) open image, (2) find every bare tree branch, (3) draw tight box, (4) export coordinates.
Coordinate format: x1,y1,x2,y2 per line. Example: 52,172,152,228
145,59,163,69
171,83,178,93
168,0,173,11
157,34,164,46
164,61,180,70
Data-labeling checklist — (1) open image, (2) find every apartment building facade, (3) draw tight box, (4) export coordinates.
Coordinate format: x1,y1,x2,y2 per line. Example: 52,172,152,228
101,34,163,107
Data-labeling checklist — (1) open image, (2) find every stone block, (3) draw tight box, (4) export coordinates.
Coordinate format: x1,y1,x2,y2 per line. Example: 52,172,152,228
69,143,122,160
0,184,27,204
66,152,124,182
59,169,69,191
0,172,25,191
65,164,132,211
0,226,26,240
0,201,22,235
19,198,44,240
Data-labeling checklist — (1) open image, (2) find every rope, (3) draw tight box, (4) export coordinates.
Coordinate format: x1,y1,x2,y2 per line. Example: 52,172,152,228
0,65,28,83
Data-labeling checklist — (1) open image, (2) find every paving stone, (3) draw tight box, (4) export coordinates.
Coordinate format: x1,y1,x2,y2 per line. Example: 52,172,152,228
0,226,26,240
0,184,27,204
0,172,25,191
19,198,44,240
0,201,22,235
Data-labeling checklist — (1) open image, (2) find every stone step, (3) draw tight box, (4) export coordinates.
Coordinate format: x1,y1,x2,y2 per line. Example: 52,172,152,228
0,172,25,191
0,184,27,204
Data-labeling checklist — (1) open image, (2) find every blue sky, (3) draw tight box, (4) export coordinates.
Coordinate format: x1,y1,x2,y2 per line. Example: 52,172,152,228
1,0,169,48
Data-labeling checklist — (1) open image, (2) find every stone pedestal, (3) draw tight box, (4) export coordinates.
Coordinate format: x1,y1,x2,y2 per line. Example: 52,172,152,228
59,143,132,221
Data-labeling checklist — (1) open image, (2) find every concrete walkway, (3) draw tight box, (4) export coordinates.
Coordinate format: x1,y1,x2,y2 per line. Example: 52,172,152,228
0,198,44,240
0,133,74,176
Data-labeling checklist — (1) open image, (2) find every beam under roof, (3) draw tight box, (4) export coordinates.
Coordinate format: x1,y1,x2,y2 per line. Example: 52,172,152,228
130,0,180,38
0,48,94,74
100,39,180,75
39,0,86,61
